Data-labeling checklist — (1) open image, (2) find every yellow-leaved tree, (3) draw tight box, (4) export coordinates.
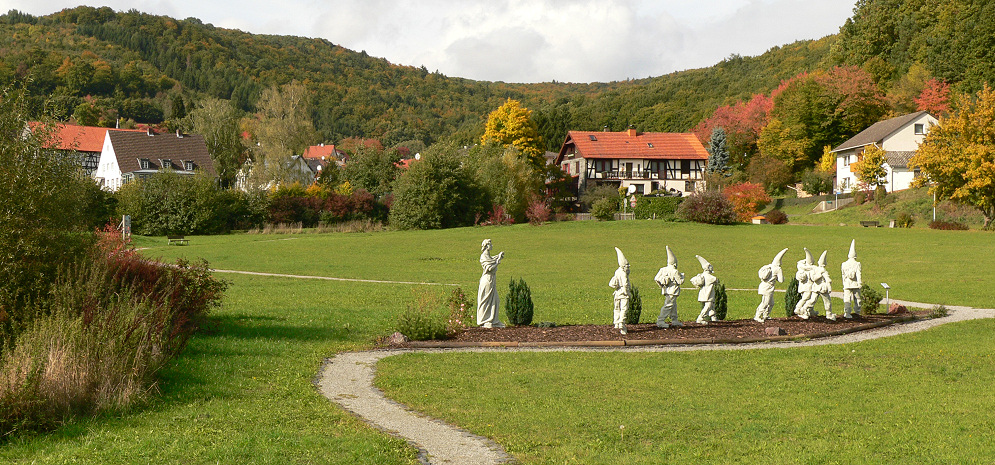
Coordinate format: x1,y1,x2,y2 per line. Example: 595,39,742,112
850,145,888,188
481,99,544,170
910,85,995,229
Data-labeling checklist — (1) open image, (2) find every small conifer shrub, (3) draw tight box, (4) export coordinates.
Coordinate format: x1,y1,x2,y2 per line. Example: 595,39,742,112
625,285,642,324
785,277,800,317
860,283,883,314
714,283,728,320
505,278,534,326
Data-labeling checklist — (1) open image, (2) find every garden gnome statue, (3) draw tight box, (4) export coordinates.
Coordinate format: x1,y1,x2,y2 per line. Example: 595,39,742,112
793,249,815,319
811,250,837,320
609,247,632,335
654,246,685,328
690,255,719,324
841,240,863,318
754,248,788,322
476,239,505,328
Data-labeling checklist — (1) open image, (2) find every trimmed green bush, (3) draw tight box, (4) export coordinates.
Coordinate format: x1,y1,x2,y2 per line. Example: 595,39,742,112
625,285,642,324
785,277,800,317
633,196,684,220
714,283,728,320
861,283,884,314
591,197,618,221
505,278,534,326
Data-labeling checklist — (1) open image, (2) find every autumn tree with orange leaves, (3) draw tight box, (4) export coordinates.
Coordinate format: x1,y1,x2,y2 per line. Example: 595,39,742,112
911,85,995,230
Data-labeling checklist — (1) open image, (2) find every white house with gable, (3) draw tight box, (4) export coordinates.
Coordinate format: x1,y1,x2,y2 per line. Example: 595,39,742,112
95,128,214,191
832,111,938,193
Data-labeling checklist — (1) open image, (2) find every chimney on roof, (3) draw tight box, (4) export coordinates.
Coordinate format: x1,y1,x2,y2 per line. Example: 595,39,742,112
146,128,154,136
176,129,183,138
626,125,637,137
603,125,609,132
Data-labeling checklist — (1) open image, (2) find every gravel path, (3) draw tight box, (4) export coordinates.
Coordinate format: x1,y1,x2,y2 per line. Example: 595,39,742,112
317,300,994,465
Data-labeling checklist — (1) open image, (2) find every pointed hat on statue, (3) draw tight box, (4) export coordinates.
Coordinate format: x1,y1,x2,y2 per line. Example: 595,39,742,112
695,255,712,271
848,239,857,259
818,250,828,267
804,248,814,265
771,248,789,267
666,245,677,267
615,247,629,267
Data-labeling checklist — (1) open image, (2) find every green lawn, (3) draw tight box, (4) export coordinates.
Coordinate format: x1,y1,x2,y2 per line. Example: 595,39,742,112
4,220,993,463
378,319,995,464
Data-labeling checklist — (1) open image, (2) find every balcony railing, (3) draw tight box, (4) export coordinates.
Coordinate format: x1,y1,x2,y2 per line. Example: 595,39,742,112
587,170,701,181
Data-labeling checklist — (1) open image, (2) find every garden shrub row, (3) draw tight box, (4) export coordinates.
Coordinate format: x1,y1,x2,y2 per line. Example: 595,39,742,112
633,196,684,220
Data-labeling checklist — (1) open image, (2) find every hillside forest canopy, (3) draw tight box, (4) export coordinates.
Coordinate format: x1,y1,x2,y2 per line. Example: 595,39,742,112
0,0,990,185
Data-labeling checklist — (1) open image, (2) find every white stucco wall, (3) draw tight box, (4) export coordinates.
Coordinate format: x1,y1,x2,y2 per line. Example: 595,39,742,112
94,132,123,191
881,113,938,151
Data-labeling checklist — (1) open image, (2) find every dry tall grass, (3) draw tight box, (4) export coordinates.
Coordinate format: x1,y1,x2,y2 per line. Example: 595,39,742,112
0,230,225,440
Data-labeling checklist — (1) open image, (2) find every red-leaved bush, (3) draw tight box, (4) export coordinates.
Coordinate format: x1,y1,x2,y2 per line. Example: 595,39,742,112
525,197,551,225
723,182,771,222
676,191,736,225
0,226,227,437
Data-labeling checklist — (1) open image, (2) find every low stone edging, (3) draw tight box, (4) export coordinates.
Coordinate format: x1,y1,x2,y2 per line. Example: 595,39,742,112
404,315,918,349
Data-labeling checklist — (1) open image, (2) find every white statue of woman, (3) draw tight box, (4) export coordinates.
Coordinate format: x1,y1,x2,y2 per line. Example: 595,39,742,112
476,239,505,328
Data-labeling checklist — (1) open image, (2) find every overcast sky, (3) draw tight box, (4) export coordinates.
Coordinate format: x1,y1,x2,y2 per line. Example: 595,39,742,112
2,0,857,83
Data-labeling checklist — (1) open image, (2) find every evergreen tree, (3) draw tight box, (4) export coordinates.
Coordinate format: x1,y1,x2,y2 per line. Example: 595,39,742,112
706,127,730,175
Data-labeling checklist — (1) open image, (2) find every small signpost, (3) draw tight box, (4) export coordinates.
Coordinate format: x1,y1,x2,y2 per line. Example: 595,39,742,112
880,283,890,310
120,215,131,240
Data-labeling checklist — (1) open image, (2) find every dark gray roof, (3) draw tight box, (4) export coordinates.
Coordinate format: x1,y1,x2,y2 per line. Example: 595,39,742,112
109,131,215,175
832,111,932,152
884,151,916,168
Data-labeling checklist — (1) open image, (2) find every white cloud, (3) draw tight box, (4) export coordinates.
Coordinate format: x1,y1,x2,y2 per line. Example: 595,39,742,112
1,0,856,83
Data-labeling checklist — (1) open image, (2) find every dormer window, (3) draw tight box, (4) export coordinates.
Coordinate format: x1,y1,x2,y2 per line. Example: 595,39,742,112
184,161,194,171
139,158,151,170
161,159,172,169
914,123,925,135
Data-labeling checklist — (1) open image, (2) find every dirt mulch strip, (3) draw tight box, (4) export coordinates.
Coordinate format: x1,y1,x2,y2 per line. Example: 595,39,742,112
390,312,922,348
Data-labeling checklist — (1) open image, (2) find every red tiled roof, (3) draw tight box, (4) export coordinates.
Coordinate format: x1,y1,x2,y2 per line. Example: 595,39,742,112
303,144,341,159
28,122,144,153
556,130,708,164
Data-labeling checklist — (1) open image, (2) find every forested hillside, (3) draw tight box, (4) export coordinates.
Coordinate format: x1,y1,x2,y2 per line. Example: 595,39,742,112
0,0,991,151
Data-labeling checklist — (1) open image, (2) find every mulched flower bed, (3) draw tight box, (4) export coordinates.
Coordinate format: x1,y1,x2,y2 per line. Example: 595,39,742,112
387,311,926,348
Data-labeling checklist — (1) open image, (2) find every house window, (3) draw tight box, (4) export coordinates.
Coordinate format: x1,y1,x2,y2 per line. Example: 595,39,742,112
139,159,150,170
184,161,194,171
161,159,172,169
914,124,925,135
588,135,597,141
634,184,644,194
681,160,691,178
685,181,696,192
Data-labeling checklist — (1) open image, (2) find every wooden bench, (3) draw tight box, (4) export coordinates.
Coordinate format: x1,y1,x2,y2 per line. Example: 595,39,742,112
859,220,880,228
167,235,189,245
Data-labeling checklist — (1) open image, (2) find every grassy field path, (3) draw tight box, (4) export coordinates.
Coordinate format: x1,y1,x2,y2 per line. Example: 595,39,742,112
319,300,993,465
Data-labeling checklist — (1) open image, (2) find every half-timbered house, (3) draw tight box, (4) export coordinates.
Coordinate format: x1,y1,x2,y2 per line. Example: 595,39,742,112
555,128,709,196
